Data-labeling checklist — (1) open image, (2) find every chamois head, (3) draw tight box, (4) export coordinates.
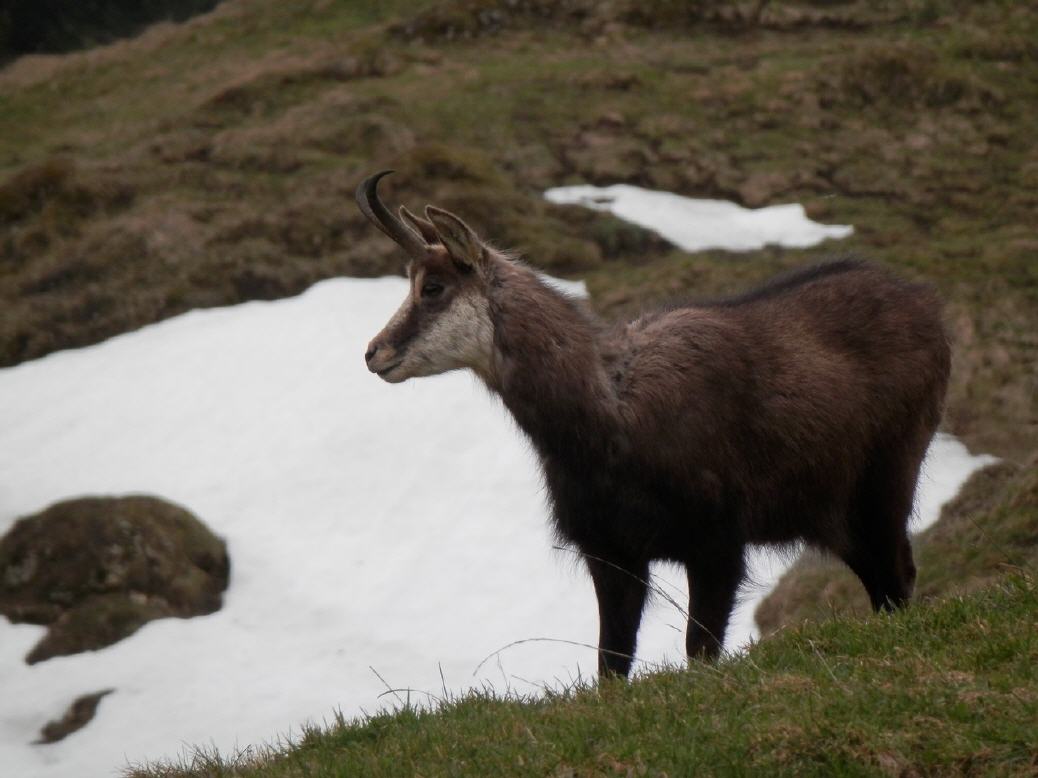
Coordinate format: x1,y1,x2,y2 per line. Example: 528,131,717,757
358,171,495,384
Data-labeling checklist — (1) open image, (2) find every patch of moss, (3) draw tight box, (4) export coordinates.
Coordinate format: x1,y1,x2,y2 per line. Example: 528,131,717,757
36,689,114,745
389,0,598,42
26,594,172,664
0,157,133,226
821,43,1005,111
392,143,506,188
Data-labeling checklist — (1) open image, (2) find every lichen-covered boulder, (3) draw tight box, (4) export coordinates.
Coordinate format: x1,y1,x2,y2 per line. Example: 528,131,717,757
0,495,230,663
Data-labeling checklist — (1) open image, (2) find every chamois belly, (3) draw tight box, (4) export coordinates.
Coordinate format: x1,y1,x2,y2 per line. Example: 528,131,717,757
543,456,729,562
543,443,858,563
739,480,853,548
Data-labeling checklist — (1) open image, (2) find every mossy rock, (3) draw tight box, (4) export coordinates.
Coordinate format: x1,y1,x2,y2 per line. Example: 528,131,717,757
0,495,230,664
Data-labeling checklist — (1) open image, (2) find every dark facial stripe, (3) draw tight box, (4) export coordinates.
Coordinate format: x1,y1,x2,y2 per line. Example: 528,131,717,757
387,298,423,352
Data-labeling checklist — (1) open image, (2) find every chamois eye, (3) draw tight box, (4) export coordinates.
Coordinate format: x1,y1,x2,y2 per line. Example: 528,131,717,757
421,281,444,299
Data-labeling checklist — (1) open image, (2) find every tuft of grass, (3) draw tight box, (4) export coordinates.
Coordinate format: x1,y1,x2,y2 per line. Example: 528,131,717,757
129,572,1038,777
0,156,133,227
822,42,1005,111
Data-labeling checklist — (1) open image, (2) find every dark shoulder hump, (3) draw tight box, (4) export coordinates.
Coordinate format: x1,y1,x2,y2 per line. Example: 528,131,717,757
710,258,872,308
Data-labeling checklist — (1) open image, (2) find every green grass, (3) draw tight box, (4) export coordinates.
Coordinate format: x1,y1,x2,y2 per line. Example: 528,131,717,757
131,573,1038,777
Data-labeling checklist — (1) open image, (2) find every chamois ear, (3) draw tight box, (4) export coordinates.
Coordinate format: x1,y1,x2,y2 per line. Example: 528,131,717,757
425,205,487,272
399,205,440,245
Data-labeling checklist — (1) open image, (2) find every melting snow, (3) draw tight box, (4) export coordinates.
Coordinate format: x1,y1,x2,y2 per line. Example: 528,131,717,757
545,183,853,252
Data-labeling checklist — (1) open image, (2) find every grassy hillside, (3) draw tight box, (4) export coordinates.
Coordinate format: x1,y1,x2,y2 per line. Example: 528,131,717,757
134,573,1038,777
1,0,1036,457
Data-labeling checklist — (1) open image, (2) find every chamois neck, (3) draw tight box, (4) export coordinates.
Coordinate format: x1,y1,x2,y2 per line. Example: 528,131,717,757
483,259,617,461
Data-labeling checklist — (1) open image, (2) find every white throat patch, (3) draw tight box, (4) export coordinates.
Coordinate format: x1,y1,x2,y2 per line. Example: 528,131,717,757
398,290,495,380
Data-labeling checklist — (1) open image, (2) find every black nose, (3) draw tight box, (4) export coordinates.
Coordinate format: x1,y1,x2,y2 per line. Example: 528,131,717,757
365,345,378,364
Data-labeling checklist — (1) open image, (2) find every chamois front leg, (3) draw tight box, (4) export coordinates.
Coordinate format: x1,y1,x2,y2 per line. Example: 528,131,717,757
586,556,649,678
686,550,745,660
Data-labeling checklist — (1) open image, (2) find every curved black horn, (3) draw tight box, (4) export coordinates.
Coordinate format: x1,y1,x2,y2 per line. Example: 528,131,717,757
355,170,428,258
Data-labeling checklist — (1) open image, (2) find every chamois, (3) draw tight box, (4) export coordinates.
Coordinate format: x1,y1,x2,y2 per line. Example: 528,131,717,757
358,171,950,677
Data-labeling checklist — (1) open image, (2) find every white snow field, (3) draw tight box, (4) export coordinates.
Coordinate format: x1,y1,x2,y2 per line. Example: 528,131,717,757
545,184,854,252
0,189,991,776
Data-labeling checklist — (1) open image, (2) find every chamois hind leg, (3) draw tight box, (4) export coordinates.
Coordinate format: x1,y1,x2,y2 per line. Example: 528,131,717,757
586,556,649,678
686,548,745,660
841,448,923,612
841,532,915,611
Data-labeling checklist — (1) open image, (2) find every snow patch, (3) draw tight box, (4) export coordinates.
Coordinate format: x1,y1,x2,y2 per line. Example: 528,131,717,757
545,183,853,252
